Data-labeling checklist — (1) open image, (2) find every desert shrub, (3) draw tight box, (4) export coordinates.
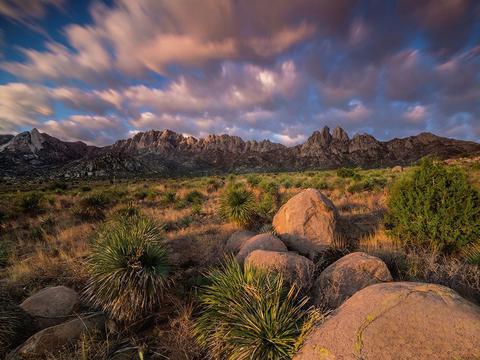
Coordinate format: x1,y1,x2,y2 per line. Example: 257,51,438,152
80,185,92,192
257,192,277,221
184,190,204,205
84,216,171,322
219,184,256,227
246,174,261,187
18,191,44,213
160,190,177,205
259,179,279,196
347,177,387,193
0,242,8,267
49,181,68,191
385,158,480,253
191,204,202,216
115,203,141,220
206,178,223,193
336,167,356,178
73,192,110,221
0,299,33,356
194,258,318,360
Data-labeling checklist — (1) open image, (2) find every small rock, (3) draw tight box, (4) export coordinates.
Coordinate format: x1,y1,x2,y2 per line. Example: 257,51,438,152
273,189,339,258
11,313,105,358
224,230,255,254
236,233,287,264
295,282,480,360
20,286,79,329
244,250,314,285
314,252,392,308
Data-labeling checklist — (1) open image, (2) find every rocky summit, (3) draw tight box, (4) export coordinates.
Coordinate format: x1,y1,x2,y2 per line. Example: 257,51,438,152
1,126,479,179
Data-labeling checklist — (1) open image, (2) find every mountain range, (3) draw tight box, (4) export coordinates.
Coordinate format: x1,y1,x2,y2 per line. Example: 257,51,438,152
1,127,479,179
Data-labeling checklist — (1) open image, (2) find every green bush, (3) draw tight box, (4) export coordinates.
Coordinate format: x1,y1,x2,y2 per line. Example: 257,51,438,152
84,216,171,322
219,184,256,227
18,192,44,213
385,158,480,253
73,193,110,221
257,192,277,221
194,258,317,360
160,190,176,205
336,168,358,179
184,190,204,205
246,174,261,187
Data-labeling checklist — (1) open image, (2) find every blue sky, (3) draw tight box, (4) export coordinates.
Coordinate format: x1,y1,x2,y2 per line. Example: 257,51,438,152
0,0,479,146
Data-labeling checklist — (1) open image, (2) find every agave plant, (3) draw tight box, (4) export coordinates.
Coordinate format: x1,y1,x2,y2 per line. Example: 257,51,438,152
0,300,33,356
194,258,319,360
219,185,256,227
84,216,171,322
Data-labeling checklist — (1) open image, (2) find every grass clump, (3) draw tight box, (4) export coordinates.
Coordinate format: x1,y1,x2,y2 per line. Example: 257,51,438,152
219,184,256,227
385,158,480,253
194,258,318,360
18,191,44,214
73,192,110,221
336,168,360,179
84,216,171,322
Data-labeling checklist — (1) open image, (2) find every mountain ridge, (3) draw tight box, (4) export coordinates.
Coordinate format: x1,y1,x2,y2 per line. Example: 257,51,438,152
1,127,479,178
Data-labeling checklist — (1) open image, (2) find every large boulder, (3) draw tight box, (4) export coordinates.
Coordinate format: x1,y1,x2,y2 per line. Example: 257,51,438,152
10,313,105,358
224,230,255,254
20,286,80,329
244,250,314,285
314,252,392,308
295,282,480,360
236,233,287,264
273,189,339,258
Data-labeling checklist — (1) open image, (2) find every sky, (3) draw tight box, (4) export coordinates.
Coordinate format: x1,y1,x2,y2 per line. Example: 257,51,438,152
0,0,479,146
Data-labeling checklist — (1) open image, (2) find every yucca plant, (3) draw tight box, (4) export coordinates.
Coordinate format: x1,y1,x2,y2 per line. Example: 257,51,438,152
84,216,171,322
462,242,480,265
194,258,319,360
0,300,33,356
219,184,256,227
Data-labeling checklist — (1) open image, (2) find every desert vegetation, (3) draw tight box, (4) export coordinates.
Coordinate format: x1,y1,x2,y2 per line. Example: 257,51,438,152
0,156,480,358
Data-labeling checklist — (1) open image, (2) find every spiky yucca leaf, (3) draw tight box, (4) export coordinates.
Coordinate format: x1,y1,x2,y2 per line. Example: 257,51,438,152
84,217,171,322
219,185,256,227
194,258,318,360
0,300,33,356
462,241,480,265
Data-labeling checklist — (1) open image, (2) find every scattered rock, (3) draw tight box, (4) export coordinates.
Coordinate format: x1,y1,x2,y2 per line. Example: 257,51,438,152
236,233,287,264
273,189,339,258
224,230,255,254
20,286,80,329
11,313,105,358
244,250,314,285
314,252,392,308
295,282,480,360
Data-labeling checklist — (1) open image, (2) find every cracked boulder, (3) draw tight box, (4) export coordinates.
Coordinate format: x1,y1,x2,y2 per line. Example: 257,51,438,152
273,189,339,258
294,282,480,360
314,252,392,309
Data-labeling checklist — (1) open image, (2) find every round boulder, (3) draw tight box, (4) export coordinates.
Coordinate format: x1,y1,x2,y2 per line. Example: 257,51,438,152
224,230,255,254
244,250,314,285
20,286,79,329
236,233,287,264
295,282,480,360
273,189,339,258
314,252,392,308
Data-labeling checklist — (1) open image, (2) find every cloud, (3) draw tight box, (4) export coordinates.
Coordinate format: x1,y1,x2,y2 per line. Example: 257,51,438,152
39,115,128,146
1,0,355,80
0,0,63,22
0,83,52,131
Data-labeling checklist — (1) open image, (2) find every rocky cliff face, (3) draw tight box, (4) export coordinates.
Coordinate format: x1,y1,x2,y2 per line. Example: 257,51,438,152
1,127,479,178
0,129,97,177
